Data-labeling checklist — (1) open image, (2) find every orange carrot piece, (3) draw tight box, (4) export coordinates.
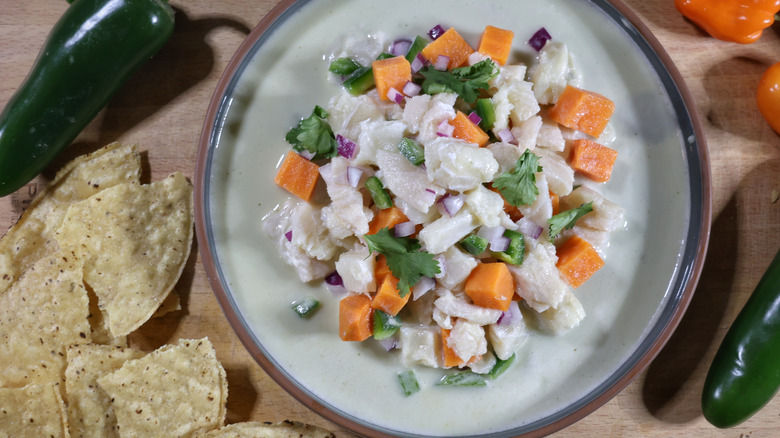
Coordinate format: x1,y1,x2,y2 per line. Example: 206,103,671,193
375,255,393,284
372,56,412,101
273,151,320,201
450,111,490,147
550,190,560,216
370,275,410,316
555,235,605,288
420,27,474,69
488,183,523,221
441,327,482,368
549,85,615,137
568,139,618,183
464,262,515,311
477,25,514,65
339,294,374,341
368,206,409,235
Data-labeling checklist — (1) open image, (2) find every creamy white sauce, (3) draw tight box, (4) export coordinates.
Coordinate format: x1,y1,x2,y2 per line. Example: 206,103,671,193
207,0,691,435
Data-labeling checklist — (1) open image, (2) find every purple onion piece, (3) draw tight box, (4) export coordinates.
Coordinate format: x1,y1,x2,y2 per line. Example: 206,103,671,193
468,112,482,126
298,150,316,160
412,276,436,301
528,27,552,52
436,120,454,137
497,128,516,145
394,221,417,237
517,217,543,240
347,166,363,188
325,271,344,286
411,53,426,72
390,38,413,56
437,193,464,217
403,81,422,97
428,24,446,40
434,55,449,71
284,230,293,242
336,134,358,159
478,225,506,243
490,235,511,253
387,87,405,104
377,336,398,351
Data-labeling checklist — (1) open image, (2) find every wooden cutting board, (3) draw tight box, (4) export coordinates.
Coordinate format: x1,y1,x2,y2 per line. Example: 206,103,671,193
1,1,779,436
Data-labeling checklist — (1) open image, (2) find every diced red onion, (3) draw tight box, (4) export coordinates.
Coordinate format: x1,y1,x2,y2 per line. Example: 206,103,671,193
528,27,552,52
394,221,416,237
387,87,405,104
298,150,315,160
497,302,522,326
412,276,436,300
497,128,516,144
347,166,363,188
390,38,412,56
403,81,421,97
325,271,344,286
490,235,510,252
478,225,506,243
468,112,482,126
377,336,398,351
411,53,426,73
284,230,292,242
517,217,543,240
436,120,454,137
336,134,358,159
428,24,446,40
436,193,464,217
434,55,449,71
422,188,437,205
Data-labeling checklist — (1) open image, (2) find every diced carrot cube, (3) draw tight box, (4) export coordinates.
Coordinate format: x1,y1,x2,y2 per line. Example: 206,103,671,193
568,139,618,183
555,235,605,288
420,27,474,69
273,151,320,201
368,206,409,235
450,111,490,147
370,276,410,316
372,56,412,101
339,294,373,341
550,190,560,216
374,255,394,285
477,25,514,65
441,327,482,368
549,85,615,137
488,183,523,221
464,262,515,311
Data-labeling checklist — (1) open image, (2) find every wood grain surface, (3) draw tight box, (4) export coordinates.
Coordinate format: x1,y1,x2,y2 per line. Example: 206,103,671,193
1,1,779,436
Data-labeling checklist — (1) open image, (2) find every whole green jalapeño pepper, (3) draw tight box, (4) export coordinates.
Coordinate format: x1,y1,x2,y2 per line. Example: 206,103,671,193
0,0,175,197
702,248,780,428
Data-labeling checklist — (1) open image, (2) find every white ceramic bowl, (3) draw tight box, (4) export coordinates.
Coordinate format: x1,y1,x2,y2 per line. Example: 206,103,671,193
195,1,711,436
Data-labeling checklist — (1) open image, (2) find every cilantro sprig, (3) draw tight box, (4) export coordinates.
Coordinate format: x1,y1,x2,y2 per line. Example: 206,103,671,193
492,150,542,207
419,59,498,103
364,228,440,297
548,202,594,239
285,105,338,159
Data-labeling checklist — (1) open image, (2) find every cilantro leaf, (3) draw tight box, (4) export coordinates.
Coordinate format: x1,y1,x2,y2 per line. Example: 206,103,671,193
285,105,338,159
548,202,594,239
364,228,440,297
419,59,498,103
492,150,542,206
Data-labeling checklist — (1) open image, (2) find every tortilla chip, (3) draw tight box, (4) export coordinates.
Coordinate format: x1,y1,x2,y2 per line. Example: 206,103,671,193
153,290,182,318
0,248,91,388
55,172,194,337
0,142,141,294
64,343,144,438
97,338,226,437
84,284,127,347
0,383,69,437
196,420,336,438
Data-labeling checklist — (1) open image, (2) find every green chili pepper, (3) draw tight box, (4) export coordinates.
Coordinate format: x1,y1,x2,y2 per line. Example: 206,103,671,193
702,248,780,428
0,0,175,197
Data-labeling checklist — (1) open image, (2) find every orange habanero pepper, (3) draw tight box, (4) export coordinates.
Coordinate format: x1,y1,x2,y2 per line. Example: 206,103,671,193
675,0,780,44
757,62,780,134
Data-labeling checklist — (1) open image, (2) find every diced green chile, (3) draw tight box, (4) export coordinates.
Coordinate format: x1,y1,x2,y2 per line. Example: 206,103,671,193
373,310,401,340
405,35,428,63
341,52,396,96
474,98,496,132
492,229,525,265
290,297,320,318
366,176,393,209
329,57,362,75
459,234,488,256
438,371,487,387
0,0,175,197
397,138,425,166
398,370,421,396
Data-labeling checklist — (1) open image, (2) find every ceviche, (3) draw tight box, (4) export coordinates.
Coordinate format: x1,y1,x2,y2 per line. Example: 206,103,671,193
263,24,625,392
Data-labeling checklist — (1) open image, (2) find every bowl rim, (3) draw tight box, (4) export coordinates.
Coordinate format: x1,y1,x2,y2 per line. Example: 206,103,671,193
193,0,712,436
